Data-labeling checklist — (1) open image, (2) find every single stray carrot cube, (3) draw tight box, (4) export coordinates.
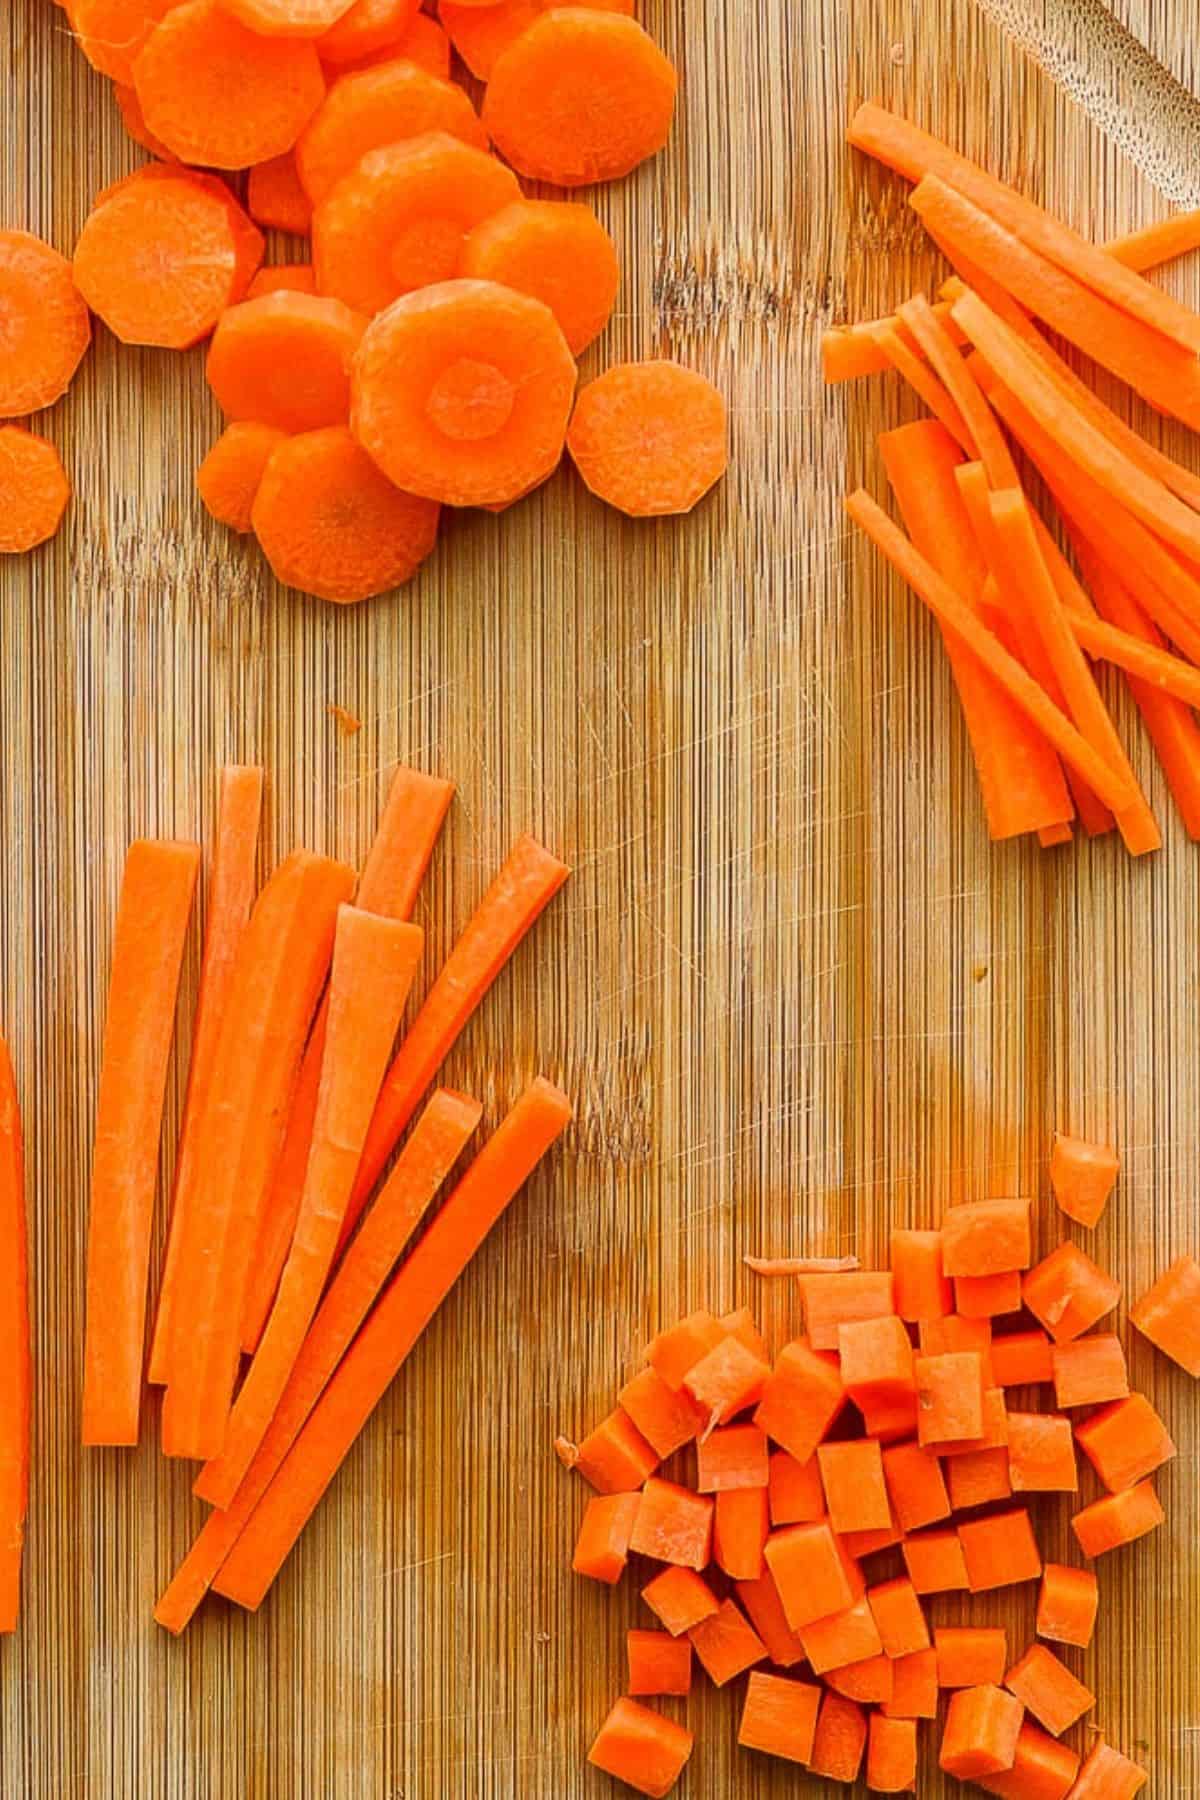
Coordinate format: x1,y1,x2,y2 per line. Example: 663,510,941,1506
891,1227,953,1321
882,1438,951,1531
837,1314,915,1409
764,1519,863,1629
935,1627,1008,1688
696,1422,769,1492
575,1409,660,1493
991,1328,1053,1387
915,1350,984,1445
1007,1412,1078,1492
1068,1736,1148,1797
687,1595,766,1686
1050,1131,1119,1228
713,1487,769,1581
641,1566,718,1637
1129,1255,1200,1377
883,1648,938,1720
975,1720,1080,1798
948,1446,1012,1511
767,1449,824,1525
920,1313,995,1383
1052,1334,1129,1409
619,1366,705,1458
646,1309,726,1390
954,1270,1022,1318
629,1478,713,1570
809,1690,867,1783
939,1683,1024,1779
1005,1641,1094,1736
817,1438,891,1534
1072,1479,1164,1557
799,1595,883,1677
800,1270,894,1350
587,1696,694,1799
626,1629,692,1697
867,1713,917,1793
1075,1392,1177,1492
1023,1242,1121,1343
959,1508,1042,1591
683,1333,770,1425
1036,1563,1098,1649
867,1576,930,1658
902,1528,970,1595
734,1568,806,1668
737,1668,821,1764
941,1197,1031,1277
753,1338,845,1466
826,1652,894,1705
573,1492,640,1583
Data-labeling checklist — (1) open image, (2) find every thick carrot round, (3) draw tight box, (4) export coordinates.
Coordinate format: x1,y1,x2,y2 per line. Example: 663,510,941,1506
71,0,175,83
343,13,451,75
313,133,520,315
112,82,176,158
133,0,326,169
247,153,314,236
247,264,317,298
197,423,289,534
0,1039,27,1635
461,199,619,356
317,0,419,65
0,429,71,554
222,0,358,39
99,165,267,300
251,426,440,603
296,59,487,205
440,0,632,81
567,362,728,518
0,231,91,418
206,292,366,434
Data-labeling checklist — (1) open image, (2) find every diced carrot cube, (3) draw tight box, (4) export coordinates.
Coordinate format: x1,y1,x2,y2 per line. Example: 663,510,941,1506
721,1305,768,1361
734,1567,806,1667
1072,1480,1164,1557
991,1328,1054,1387
915,1350,984,1445
827,1651,894,1705
713,1487,769,1581
920,1313,995,1383
572,1492,641,1583
937,1385,1008,1457
1052,1334,1129,1409
941,1198,1032,1278
629,1478,713,1569
683,1334,770,1425
576,1409,660,1493
626,1629,692,1698
800,1595,883,1676
1036,1563,1098,1649
801,1271,895,1351
939,1683,1024,1779
810,1690,868,1783
882,1438,951,1531
687,1595,766,1686
1075,1391,1177,1492
695,1423,769,1493
859,1388,919,1442
959,1508,1043,1591
737,1668,821,1764
1004,1641,1094,1736
954,1270,1022,1318
837,1314,915,1410
1068,1736,1148,1797
867,1576,930,1658
1007,1412,1078,1492
764,1519,863,1629
947,1446,1012,1511
646,1310,726,1390
818,1438,891,1534
1023,1243,1121,1343
1129,1254,1200,1377
935,1626,1008,1687
882,1648,939,1720
641,1565,718,1637
867,1713,917,1793
587,1697,694,1799
891,1227,953,1321
618,1367,705,1458
902,1528,970,1595
753,1338,845,1465
1050,1131,1119,1229
839,1506,904,1558
767,1449,824,1526
976,1720,1080,1798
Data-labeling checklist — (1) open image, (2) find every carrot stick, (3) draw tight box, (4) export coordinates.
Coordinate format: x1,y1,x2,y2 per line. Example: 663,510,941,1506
896,295,1019,487
745,1255,860,1276
0,1039,28,1633
345,832,569,1242
194,908,423,1508
212,1077,571,1610
845,489,1139,814
239,764,453,1352
161,849,355,1461
871,324,973,452
1067,613,1200,708
149,767,264,1387
83,840,201,1446
154,1086,481,1633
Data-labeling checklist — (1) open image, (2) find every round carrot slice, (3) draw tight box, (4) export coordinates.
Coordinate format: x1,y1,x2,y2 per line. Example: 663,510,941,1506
247,153,314,236
313,132,519,315
73,174,243,349
351,277,576,507
0,428,71,553
0,231,91,417
133,0,326,169
112,82,176,159
91,164,265,301
461,199,618,355
440,0,632,83
197,422,288,533
566,361,727,516
206,291,367,433
71,0,176,84
222,0,356,37
317,0,419,65
296,58,487,205
331,13,450,76
251,425,440,602
483,10,676,185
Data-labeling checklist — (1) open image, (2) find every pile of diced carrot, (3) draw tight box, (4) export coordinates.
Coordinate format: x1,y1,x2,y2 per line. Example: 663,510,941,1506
560,1133,1200,1795
0,0,729,589
831,103,1200,855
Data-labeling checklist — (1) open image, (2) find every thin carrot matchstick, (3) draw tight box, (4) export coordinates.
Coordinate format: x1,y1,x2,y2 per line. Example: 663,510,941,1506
870,324,973,453
745,1256,861,1276
0,1039,28,1633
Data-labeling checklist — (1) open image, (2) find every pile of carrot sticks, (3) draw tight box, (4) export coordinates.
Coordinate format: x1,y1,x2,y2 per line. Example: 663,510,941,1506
830,102,1200,855
75,762,571,1631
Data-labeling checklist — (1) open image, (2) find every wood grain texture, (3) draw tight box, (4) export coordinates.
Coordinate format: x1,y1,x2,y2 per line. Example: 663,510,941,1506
1,0,1198,1793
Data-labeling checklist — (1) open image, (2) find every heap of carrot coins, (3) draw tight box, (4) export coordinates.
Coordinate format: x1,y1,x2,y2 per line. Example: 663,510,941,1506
69,763,571,1632
831,103,1200,855
563,1138,1200,1795
0,0,728,589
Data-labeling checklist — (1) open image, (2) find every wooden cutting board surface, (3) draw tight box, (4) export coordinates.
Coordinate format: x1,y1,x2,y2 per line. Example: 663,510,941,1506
1,0,1198,1793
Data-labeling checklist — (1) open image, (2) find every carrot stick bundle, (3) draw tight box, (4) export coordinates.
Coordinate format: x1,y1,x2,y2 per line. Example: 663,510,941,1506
82,840,201,1447
0,1039,28,1633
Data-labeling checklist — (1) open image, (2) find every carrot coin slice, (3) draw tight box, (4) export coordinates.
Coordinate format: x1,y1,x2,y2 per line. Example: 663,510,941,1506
567,361,728,516
296,59,487,205
441,0,631,82
317,0,419,65
461,198,619,355
222,0,357,39
0,230,91,417
0,428,71,553
197,422,288,533
206,291,367,433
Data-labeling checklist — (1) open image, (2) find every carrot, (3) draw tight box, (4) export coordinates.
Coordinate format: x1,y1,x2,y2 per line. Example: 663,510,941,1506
207,292,366,435
977,1721,1080,1799
155,1085,480,1632
695,1423,768,1493
991,1328,1053,1388
351,277,577,508
313,133,520,315
937,1382,1008,1459
766,1449,824,1526
247,153,314,236
872,323,974,452
348,12,450,75
883,1649,939,1721
939,1684,1024,1779
0,230,89,420
348,831,568,1221
82,840,200,1447
225,0,361,35
441,0,632,80
133,0,326,169
587,1697,694,1799
1006,1412,1078,1493
646,1311,726,1389
881,1438,951,1531
1129,1255,1200,1376
296,59,486,205
889,1227,953,1321
482,11,676,186
641,1566,717,1637
800,1595,884,1677
627,1629,691,1698
764,1520,863,1630
252,425,440,604
840,1510,904,1559
573,1491,639,1584
809,1690,868,1784
1005,1643,1094,1737
1069,1738,1148,1798
867,1714,917,1793
686,1596,766,1686
0,1040,27,1634
867,1577,930,1658
954,1271,1021,1319
826,1650,893,1705
959,1507,1043,1591
920,1313,995,1380
147,768,264,1388
720,1307,768,1360
71,0,175,82
1036,1563,1098,1650
566,361,728,519
1072,1479,1164,1558
817,1439,890,1534
0,429,71,554
940,1197,1031,1278
947,1445,1012,1511
461,200,618,357
800,1271,894,1349
936,1627,1008,1688
1075,1392,1177,1493
112,81,176,158
897,294,1019,484
745,1253,860,1276
683,1334,770,1430
753,1338,845,1466
196,424,288,534
1052,1336,1129,1410
737,1669,821,1764
247,263,318,298
837,1314,914,1413
618,1368,704,1460
576,1410,659,1494
317,0,417,63
914,1350,984,1446
713,1488,769,1581
1023,1242,1121,1343
734,1569,806,1668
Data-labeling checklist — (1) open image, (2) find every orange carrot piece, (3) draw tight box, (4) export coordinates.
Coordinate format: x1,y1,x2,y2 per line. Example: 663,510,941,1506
734,1569,806,1668
940,1684,1024,1779
461,200,618,357
890,1228,953,1321
223,0,359,38
626,1629,692,1698
687,1595,766,1686
646,1311,726,1391
767,1449,824,1526
977,1720,1080,1798
941,1198,1032,1278
867,1714,917,1793
713,1487,769,1581
1067,611,1200,714
82,840,200,1447
207,293,366,435
681,1332,770,1430
991,1329,1053,1387
1007,1413,1078,1493
247,153,313,236
641,1566,717,1638
1129,1255,1200,1376
955,1271,1022,1318
618,1368,704,1461
573,1492,639,1584
914,1350,984,1446
764,1520,863,1630
810,1690,868,1784
0,1041,27,1634
817,1439,891,1534
898,294,1019,484
72,0,176,82
133,0,326,169
947,1446,1012,1511
938,1384,1008,1458
936,1627,1008,1688
1068,1738,1148,1798
0,231,91,418
826,1652,894,1706
720,1307,768,1360
737,1668,821,1763
296,60,485,205
323,12,451,74
837,1314,914,1411
868,1577,930,1658
695,1423,768,1493
1072,1479,1164,1558
883,1649,939,1720
566,360,729,519
153,1086,481,1632
441,0,631,80
1006,1642,1094,1737
576,1410,659,1495
629,1478,711,1568
840,1505,905,1560
587,1697,693,1799
882,1438,951,1531
0,429,71,553
753,1338,845,1465
858,1389,919,1445
959,1508,1043,1592
800,1270,895,1350
482,11,676,186
316,0,418,64
1075,1392,1176,1493
1023,1243,1121,1343
872,323,974,453
1036,1563,1098,1649
1052,1336,1128,1410
197,424,288,534
246,264,318,298
920,1314,995,1380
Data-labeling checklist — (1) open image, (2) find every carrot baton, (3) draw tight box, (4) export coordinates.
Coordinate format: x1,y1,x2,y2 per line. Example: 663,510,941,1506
154,1086,482,1634
0,1038,28,1633
870,325,973,453
83,840,201,1446
213,1077,571,1611
344,832,569,1242
745,1255,861,1276
161,848,355,1461
195,907,423,1508
149,766,264,1387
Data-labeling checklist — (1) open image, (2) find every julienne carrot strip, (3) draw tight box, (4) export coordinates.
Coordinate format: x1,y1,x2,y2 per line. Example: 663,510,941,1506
239,764,454,1353
194,907,424,1509
744,1254,860,1275
0,1039,27,1634
213,1078,571,1611
897,295,1019,488
149,768,264,1387
344,832,570,1244
82,840,201,1447
871,323,973,453
154,1087,482,1634
161,849,356,1462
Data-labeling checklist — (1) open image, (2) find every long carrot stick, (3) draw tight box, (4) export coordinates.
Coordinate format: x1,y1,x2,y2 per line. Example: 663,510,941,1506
161,849,355,1461
898,294,1019,487
154,1087,482,1635
0,1039,28,1633
871,324,973,452
82,839,200,1446
212,1078,572,1612
344,834,569,1243
194,908,423,1508
239,766,454,1354
148,767,263,1387
1067,614,1200,708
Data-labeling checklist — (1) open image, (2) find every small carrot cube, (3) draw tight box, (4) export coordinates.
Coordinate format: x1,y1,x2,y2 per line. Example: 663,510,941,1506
1007,1412,1078,1492
767,1449,824,1526
734,1568,806,1668
914,1350,984,1445
695,1422,769,1492
737,1669,821,1764
883,1648,939,1720
935,1626,1008,1688
629,1478,713,1570
587,1696,694,1799
941,1198,1032,1278
867,1576,930,1658
646,1309,726,1390
1075,1392,1177,1492
764,1519,863,1629
977,1720,1080,1798
1072,1479,1164,1558
938,1384,1008,1457
753,1338,845,1466
891,1227,953,1321
881,1438,951,1531
959,1508,1043,1591
867,1713,917,1793
939,1683,1024,1779
947,1446,1012,1511
800,1595,883,1677
810,1690,868,1783
1050,1131,1119,1228
859,1388,919,1443
991,1328,1054,1387
840,1507,904,1559
818,1438,892,1534
837,1314,915,1410
1005,1641,1094,1736
1023,1242,1121,1343
713,1487,769,1581
827,1652,894,1705
1069,1737,1148,1797
683,1333,770,1424
920,1313,995,1383
1036,1563,1098,1649
1129,1254,1200,1377
576,1409,659,1493
721,1305,768,1361
641,1566,718,1637
954,1270,1022,1318
800,1270,895,1350
619,1366,705,1458
1052,1334,1129,1409
902,1528,970,1595
626,1629,692,1698
572,1492,641,1584
687,1595,766,1686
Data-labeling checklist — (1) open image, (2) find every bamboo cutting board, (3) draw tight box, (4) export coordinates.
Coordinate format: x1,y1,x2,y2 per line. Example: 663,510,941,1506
1,0,1198,1793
